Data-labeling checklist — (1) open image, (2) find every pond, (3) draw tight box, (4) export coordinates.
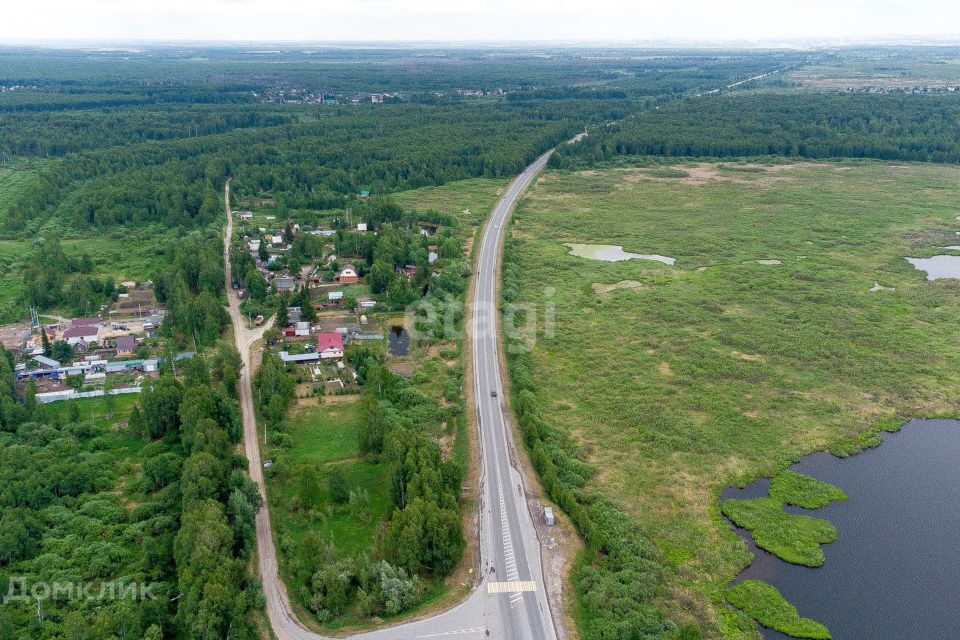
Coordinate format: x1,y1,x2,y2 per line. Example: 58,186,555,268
564,243,675,265
904,255,960,280
387,325,409,356
724,419,960,640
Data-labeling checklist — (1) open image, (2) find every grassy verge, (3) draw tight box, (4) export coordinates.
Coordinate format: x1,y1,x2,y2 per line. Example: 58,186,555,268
726,581,830,640
504,160,960,636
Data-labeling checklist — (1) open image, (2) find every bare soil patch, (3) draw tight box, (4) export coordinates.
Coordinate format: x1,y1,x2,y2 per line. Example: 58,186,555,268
592,279,645,298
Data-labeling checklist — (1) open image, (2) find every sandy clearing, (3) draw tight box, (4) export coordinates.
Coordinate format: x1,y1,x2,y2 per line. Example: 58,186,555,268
592,279,646,297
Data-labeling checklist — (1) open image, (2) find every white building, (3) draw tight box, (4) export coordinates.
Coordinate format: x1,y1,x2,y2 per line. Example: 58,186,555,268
62,325,99,347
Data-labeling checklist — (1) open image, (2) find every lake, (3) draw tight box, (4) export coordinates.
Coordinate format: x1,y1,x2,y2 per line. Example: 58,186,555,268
723,419,960,640
564,243,675,265
904,255,960,280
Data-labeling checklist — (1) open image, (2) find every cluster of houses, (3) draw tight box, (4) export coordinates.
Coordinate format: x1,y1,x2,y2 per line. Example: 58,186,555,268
839,85,959,94
14,305,176,403
17,355,160,380
40,309,163,358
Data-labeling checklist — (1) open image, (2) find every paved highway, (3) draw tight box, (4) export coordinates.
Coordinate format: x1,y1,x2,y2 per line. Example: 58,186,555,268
224,144,562,639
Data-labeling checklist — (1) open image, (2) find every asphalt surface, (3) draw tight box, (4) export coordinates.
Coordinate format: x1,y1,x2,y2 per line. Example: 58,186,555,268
224,145,561,640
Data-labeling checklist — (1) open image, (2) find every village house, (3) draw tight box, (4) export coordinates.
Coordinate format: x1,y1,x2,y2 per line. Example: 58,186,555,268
62,324,99,348
274,276,296,293
335,264,359,284
396,265,417,278
115,335,136,357
316,332,345,360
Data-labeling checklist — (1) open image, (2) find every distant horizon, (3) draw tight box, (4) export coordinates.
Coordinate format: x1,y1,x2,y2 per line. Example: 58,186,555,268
4,0,960,45
3,34,960,49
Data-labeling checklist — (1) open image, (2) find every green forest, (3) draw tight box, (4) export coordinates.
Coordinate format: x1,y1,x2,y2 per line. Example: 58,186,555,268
0,345,263,639
553,92,960,166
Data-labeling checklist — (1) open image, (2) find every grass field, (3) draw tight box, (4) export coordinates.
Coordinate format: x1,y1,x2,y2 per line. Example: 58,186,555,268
42,392,139,427
507,160,960,637
266,399,393,567
789,57,960,88
0,224,183,321
391,177,509,226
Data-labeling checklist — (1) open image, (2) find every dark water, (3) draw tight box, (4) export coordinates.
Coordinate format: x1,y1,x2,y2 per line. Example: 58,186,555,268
387,325,409,356
722,419,960,640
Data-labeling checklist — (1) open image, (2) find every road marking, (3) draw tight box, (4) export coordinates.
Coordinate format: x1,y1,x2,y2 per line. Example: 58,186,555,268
487,581,537,594
414,628,487,638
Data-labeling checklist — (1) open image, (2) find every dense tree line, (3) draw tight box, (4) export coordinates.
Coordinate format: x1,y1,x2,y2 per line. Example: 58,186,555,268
0,105,294,158
3,100,630,234
357,363,465,601
553,93,960,167
153,231,227,350
0,91,155,112
0,345,264,639
22,236,118,313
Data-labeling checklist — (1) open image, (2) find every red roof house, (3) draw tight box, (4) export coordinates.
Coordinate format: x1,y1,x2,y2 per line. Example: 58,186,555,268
316,332,344,360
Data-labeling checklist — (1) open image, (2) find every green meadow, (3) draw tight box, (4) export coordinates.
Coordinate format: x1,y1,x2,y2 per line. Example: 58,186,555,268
390,177,509,227
266,399,394,567
0,225,184,321
506,160,960,637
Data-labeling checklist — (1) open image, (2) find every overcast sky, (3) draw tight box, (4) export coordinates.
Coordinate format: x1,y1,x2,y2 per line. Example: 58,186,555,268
3,0,960,43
